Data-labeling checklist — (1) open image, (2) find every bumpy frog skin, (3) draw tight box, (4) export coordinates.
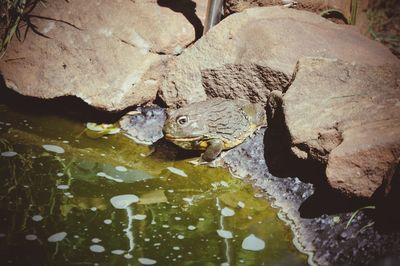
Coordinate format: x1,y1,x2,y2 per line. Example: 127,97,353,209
163,98,267,161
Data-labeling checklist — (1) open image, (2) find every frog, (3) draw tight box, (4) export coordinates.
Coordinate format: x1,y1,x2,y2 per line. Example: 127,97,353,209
162,98,267,162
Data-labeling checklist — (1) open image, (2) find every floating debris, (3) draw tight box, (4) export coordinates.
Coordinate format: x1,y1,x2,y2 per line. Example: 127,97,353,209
1,151,17,157
97,172,123,183
133,214,147,220
217,229,233,239
111,249,125,255
48,232,67,242
91,238,102,243
237,201,245,208
115,166,128,172
138,257,157,265
85,122,120,138
167,167,188,177
110,194,139,209
90,244,105,253
221,207,235,217
104,219,112,224
25,234,38,241
32,215,43,222
42,144,65,154
57,184,69,190
241,234,265,251
187,225,196,231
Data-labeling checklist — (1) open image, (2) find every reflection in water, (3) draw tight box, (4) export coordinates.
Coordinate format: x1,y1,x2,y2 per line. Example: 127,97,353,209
0,104,307,265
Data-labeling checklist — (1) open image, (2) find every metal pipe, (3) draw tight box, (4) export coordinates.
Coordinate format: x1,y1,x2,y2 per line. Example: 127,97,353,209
203,0,224,34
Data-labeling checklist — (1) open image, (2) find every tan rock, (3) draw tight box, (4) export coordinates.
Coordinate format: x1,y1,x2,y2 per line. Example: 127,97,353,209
0,0,205,111
283,57,400,198
224,0,351,18
159,7,398,107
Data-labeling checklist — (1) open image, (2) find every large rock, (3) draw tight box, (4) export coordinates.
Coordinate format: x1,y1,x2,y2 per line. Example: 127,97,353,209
224,0,351,18
0,0,205,111
283,57,400,198
158,6,398,107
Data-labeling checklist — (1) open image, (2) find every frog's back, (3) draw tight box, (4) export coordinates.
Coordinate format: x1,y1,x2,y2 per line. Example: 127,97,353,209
200,98,266,147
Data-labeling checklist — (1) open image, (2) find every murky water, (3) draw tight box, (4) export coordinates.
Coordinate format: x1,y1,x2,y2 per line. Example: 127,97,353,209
0,104,307,265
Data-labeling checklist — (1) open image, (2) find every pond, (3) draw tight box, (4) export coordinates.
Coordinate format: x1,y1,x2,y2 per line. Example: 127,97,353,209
0,103,307,265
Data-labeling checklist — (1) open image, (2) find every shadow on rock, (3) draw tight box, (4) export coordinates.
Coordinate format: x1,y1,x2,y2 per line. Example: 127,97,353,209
263,94,369,217
157,0,204,41
0,78,129,123
374,162,400,233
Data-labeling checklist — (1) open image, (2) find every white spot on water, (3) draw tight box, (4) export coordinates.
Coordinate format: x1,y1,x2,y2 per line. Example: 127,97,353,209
187,225,196,231
199,217,205,221
104,219,112,224
238,201,245,208
162,224,170,228
48,232,67,242
1,151,17,157
110,194,139,209
241,234,265,251
56,172,64,177
124,253,133,259
97,172,123,183
91,238,101,243
90,207,97,212
173,246,180,250
32,215,43,222
57,184,69,190
174,217,181,221
42,144,64,154
183,197,193,205
90,244,105,253
177,234,184,239
167,167,188,177
221,207,235,217
133,214,147,220
25,234,37,241
111,249,125,255
115,166,127,172
220,181,229,187
217,229,233,239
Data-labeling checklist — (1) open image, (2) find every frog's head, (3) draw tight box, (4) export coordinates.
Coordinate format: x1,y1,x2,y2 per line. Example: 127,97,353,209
162,107,209,143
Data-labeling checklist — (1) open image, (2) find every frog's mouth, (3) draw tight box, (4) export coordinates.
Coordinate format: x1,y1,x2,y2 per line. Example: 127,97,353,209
164,134,202,142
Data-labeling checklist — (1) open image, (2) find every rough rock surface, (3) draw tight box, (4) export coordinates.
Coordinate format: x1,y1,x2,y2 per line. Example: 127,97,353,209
0,0,205,111
158,6,398,107
224,0,351,18
283,57,400,198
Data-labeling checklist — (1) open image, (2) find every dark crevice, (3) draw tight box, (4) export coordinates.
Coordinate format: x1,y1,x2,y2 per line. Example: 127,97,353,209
0,77,134,124
157,0,204,41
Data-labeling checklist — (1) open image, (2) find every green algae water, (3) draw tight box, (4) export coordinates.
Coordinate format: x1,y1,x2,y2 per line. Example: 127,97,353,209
0,103,307,265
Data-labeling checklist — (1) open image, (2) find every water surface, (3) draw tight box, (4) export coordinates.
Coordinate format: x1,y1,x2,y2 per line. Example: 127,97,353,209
0,103,307,265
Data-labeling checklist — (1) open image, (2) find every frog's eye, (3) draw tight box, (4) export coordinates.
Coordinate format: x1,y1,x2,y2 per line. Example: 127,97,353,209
177,116,188,125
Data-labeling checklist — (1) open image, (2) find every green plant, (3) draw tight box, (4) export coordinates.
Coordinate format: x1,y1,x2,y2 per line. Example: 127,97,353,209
345,205,376,229
0,0,46,58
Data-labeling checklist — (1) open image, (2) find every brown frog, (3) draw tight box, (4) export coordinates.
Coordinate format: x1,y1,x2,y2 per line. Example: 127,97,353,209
163,98,267,161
